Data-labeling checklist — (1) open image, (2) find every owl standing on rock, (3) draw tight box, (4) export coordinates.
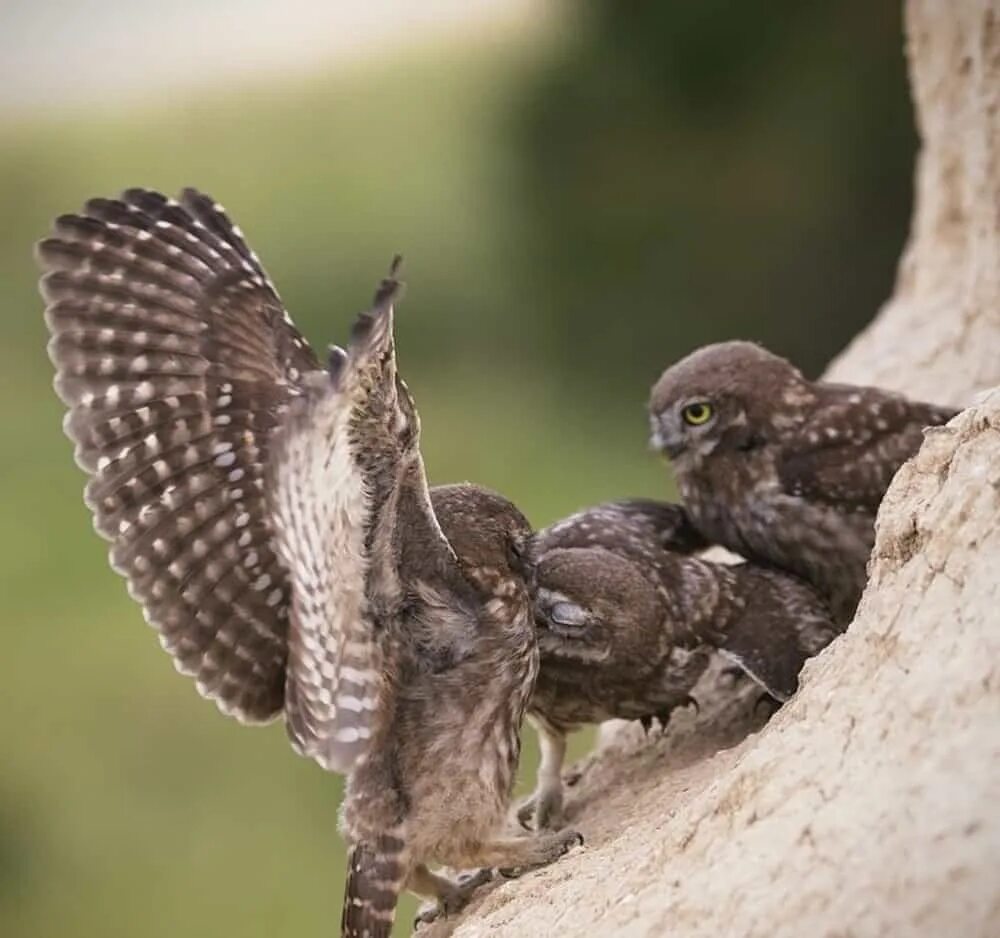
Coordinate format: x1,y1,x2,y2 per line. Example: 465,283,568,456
521,498,839,831
649,341,958,624
39,189,580,938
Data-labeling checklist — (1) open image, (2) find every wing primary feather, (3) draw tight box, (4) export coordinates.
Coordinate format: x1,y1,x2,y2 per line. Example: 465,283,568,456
38,187,321,724
267,370,382,773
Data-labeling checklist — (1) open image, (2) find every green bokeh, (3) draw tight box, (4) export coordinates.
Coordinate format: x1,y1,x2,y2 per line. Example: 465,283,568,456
1,5,912,935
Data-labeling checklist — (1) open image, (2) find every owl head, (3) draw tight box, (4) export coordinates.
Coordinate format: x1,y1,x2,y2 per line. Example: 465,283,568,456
533,546,662,664
648,341,812,463
431,483,534,585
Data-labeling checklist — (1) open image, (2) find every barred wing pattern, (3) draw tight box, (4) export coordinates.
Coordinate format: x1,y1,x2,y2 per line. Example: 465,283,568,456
267,270,405,772
268,370,379,773
39,188,319,723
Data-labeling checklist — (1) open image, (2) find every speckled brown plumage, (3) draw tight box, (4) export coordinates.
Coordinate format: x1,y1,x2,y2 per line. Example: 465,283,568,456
522,498,839,830
39,190,579,938
649,341,958,624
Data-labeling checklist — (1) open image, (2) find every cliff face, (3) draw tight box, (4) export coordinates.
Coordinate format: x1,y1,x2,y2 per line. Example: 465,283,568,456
826,0,1000,403
421,2,1000,935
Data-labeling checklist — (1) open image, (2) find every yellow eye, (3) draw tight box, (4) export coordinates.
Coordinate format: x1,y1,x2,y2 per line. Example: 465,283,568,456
681,402,714,426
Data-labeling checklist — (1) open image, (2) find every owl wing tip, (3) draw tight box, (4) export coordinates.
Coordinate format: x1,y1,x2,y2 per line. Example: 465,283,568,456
372,254,404,310
345,259,404,361
38,185,321,726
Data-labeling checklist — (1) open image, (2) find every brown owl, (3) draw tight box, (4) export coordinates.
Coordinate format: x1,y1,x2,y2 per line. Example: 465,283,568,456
38,190,580,938
649,341,958,624
521,498,839,830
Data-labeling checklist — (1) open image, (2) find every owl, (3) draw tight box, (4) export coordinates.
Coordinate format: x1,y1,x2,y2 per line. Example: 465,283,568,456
521,498,839,830
649,341,958,624
39,189,580,938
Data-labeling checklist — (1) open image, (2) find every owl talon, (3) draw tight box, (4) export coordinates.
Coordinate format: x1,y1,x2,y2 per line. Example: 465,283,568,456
639,695,700,735
456,868,493,889
753,691,783,719
497,828,584,878
412,868,493,928
516,797,537,831
516,784,564,831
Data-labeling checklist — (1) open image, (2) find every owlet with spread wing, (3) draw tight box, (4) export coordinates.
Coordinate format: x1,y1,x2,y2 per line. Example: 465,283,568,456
39,190,580,938
649,341,958,624
522,498,839,830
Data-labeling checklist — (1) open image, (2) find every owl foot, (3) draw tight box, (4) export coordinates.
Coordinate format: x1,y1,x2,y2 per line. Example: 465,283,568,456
753,692,783,719
516,781,564,832
496,829,584,878
412,868,493,928
639,695,700,734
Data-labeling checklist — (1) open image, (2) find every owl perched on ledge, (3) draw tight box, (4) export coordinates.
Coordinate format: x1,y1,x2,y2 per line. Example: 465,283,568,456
522,498,839,831
39,189,579,938
649,341,958,625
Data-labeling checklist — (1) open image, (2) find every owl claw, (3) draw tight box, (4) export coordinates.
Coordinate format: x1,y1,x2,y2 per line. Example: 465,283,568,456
753,691,783,719
516,798,535,831
639,695,700,735
412,868,493,928
497,828,584,878
516,783,564,831
456,868,493,889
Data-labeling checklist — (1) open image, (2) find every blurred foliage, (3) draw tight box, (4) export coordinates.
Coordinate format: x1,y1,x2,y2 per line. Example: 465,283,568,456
512,0,914,390
1,4,913,936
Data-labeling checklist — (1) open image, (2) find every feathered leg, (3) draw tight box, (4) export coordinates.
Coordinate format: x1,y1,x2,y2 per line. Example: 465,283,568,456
409,865,493,928
517,719,568,831
341,834,409,938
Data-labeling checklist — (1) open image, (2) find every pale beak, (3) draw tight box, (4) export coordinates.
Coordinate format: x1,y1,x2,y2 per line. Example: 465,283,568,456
650,414,685,458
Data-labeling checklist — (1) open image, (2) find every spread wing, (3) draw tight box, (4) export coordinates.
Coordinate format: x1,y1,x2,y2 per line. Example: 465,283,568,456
267,365,378,773
268,264,448,772
39,187,319,723
778,384,958,513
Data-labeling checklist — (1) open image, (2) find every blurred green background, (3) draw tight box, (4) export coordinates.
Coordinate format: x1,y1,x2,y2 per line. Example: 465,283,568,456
1,1,913,935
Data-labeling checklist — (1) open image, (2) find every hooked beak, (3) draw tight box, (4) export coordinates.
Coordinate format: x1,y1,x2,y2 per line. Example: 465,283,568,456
650,414,685,459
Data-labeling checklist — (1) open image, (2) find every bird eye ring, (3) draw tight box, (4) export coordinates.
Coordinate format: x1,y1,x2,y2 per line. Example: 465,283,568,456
681,402,714,426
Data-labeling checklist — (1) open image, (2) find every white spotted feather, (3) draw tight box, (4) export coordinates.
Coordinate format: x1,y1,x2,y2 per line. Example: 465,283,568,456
268,372,383,773
38,187,319,723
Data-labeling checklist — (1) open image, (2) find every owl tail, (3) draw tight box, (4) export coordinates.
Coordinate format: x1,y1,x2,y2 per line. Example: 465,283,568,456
341,835,408,938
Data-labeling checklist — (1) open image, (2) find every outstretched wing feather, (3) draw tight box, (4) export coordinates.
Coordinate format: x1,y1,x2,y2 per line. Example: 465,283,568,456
267,374,385,773
39,188,319,723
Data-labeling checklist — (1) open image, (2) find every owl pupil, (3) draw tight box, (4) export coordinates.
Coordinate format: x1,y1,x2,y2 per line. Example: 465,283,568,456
684,403,712,425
